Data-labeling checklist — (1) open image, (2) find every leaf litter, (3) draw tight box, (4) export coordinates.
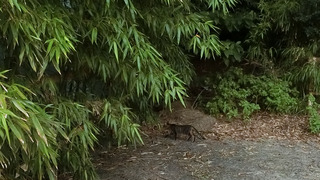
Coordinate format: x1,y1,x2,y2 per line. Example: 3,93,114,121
95,105,320,180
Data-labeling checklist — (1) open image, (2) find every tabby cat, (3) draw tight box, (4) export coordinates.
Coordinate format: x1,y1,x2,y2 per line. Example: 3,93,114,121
166,123,206,142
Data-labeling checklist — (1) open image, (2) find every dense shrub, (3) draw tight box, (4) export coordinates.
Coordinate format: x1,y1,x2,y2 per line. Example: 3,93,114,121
206,67,299,119
307,94,320,133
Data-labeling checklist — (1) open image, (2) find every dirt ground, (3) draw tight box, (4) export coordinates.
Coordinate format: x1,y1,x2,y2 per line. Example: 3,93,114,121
94,102,320,180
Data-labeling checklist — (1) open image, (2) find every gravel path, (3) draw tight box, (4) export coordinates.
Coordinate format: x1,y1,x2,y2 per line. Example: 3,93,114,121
95,137,320,180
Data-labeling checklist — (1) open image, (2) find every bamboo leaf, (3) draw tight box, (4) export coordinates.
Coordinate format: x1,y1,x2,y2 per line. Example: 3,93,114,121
0,113,10,145
91,27,98,44
45,39,55,54
31,116,48,146
55,47,61,62
8,121,26,148
19,45,25,62
12,0,21,11
8,0,14,7
10,22,19,45
177,27,181,44
113,41,119,62
12,100,29,117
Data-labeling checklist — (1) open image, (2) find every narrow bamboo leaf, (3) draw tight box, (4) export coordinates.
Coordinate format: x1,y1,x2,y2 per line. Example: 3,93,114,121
12,0,21,11
0,113,10,145
12,100,29,117
177,92,186,107
59,44,67,56
52,60,61,75
49,46,55,60
14,118,30,134
46,165,56,180
11,85,27,99
133,126,144,144
67,38,76,51
0,70,9,79
0,109,21,119
91,27,98,44
113,42,119,61
177,27,181,44
192,37,197,52
199,45,205,58
38,141,49,158
19,46,25,62
55,47,61,63
8,121,25,146
105,0,111,8
8,0,14,7
149,46,162,57
28,55,37,71
57,127,69,141
124,0,129,8
14,84,35,96
10,23,19,45
165,24,170,35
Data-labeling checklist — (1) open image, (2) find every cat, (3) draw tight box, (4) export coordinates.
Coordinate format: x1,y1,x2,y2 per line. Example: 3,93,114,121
166,123,206,142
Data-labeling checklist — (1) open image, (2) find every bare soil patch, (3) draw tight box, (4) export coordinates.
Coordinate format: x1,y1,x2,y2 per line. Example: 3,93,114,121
95,102,320,180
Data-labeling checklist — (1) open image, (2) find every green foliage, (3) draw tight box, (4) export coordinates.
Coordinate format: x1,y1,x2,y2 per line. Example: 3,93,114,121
244,0,301,62
287,58,320,95
0,0,239,179
3,0,320,178
211,0,320,95
0,71,61,180
206,67,299,120
101,99,143,146
0,70,101,180
307,94,320,133
0,0,238,115
221,40,244,66
0,0,237,145
52,101,99,179
240,100,261,120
